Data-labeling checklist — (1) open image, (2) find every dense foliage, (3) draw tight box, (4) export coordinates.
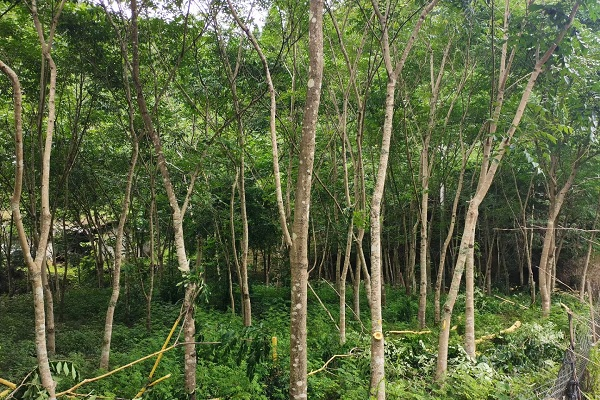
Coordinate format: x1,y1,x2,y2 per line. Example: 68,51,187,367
0,286,586,399
1,0,600,397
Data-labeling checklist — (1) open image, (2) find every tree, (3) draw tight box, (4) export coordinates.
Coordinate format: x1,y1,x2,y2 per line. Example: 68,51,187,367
128,0,201,396
368,0,439,397
288,1,324,397
99,16,139,368
436,0,581,380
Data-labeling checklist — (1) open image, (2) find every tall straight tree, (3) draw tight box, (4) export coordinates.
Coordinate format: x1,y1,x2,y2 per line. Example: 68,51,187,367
226,1,324,396
435,0,581,380
326,4,373,345
417,39,452,329
129,0,200,396
99,39,140,368
368,0,439,397
213,21,251,326
288,1,324,397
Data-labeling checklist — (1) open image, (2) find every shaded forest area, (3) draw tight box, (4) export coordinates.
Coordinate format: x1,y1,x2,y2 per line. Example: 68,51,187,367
1,0,600,398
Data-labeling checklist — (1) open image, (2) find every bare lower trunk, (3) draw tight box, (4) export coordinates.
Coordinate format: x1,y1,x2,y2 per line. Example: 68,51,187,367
540,169,579,315
436,204,479,380
289,2,324,398
42,260,55,356
464,244,475,359
369,207,385,399
353,249,361,318
368,1,439,395
581,235,596,301
434,165,465,323
417,183,429,329
408,215,419,294
339,220,354,345
357,235,372,309
182,286,196,399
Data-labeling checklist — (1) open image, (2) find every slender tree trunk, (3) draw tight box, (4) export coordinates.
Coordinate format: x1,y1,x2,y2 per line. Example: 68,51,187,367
580,195,600,301
42,259,55,356
2,50,59,400
339,220,353,345
464,241,476,359
436,201,479,380
100,44,139,368
225,0,291,250
435,162,467,323
418,152,430,329
147,178,156,332
353,245,361,318
286,2,324,398
367,2,439,395
539,153,582,315
409,219,418,295
129,1,198,395
436,0,580,379
417,39,451,328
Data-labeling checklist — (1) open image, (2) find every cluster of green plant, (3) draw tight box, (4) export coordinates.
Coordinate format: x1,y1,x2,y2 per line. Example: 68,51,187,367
1,285,586,399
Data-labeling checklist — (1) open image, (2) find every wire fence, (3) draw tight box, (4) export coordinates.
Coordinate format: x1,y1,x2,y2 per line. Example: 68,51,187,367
537,305,598,400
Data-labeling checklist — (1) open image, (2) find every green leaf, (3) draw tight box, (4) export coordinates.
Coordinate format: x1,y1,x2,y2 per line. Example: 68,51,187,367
63,363,70,376
56,361,63,375
72,365,77,380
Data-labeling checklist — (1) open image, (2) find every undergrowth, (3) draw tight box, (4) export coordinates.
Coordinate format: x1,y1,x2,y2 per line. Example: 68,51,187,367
0,285,584,399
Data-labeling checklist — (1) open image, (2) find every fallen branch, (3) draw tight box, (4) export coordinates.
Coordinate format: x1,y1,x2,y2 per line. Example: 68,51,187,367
307,348,360,377
388,325,457,336
0,379,16,390
56,344,179,397
493,295,528,310
475,321,522,344
388,330,431,335
134,316,181,399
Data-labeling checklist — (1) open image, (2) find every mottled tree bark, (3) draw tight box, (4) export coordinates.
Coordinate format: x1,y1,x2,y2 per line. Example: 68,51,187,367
1,50,58,400
369,0,439,397
288,1,324,398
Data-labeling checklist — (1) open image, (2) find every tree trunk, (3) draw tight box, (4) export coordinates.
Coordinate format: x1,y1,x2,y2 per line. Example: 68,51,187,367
436,0,580,379
436,201,480,380
100,44,139,368
464,241,476,359
339,221,353,345
353,244,361,319
580,195,600,301
42,260,55,356
368,2,439,395
539,150,583,316
417,151,430,329
288,2,324,398
435,162,467,323
147,178,157,333
129,0,198,395
2,47,59,400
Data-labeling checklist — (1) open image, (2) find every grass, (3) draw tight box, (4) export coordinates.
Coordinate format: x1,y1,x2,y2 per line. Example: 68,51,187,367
0,283,587,399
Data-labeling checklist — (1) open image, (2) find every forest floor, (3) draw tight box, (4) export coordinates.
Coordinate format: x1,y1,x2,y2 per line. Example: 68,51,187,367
0,283,597,399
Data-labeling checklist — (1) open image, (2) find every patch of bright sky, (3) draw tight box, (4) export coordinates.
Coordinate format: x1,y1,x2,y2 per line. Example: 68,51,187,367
97,0,267,30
